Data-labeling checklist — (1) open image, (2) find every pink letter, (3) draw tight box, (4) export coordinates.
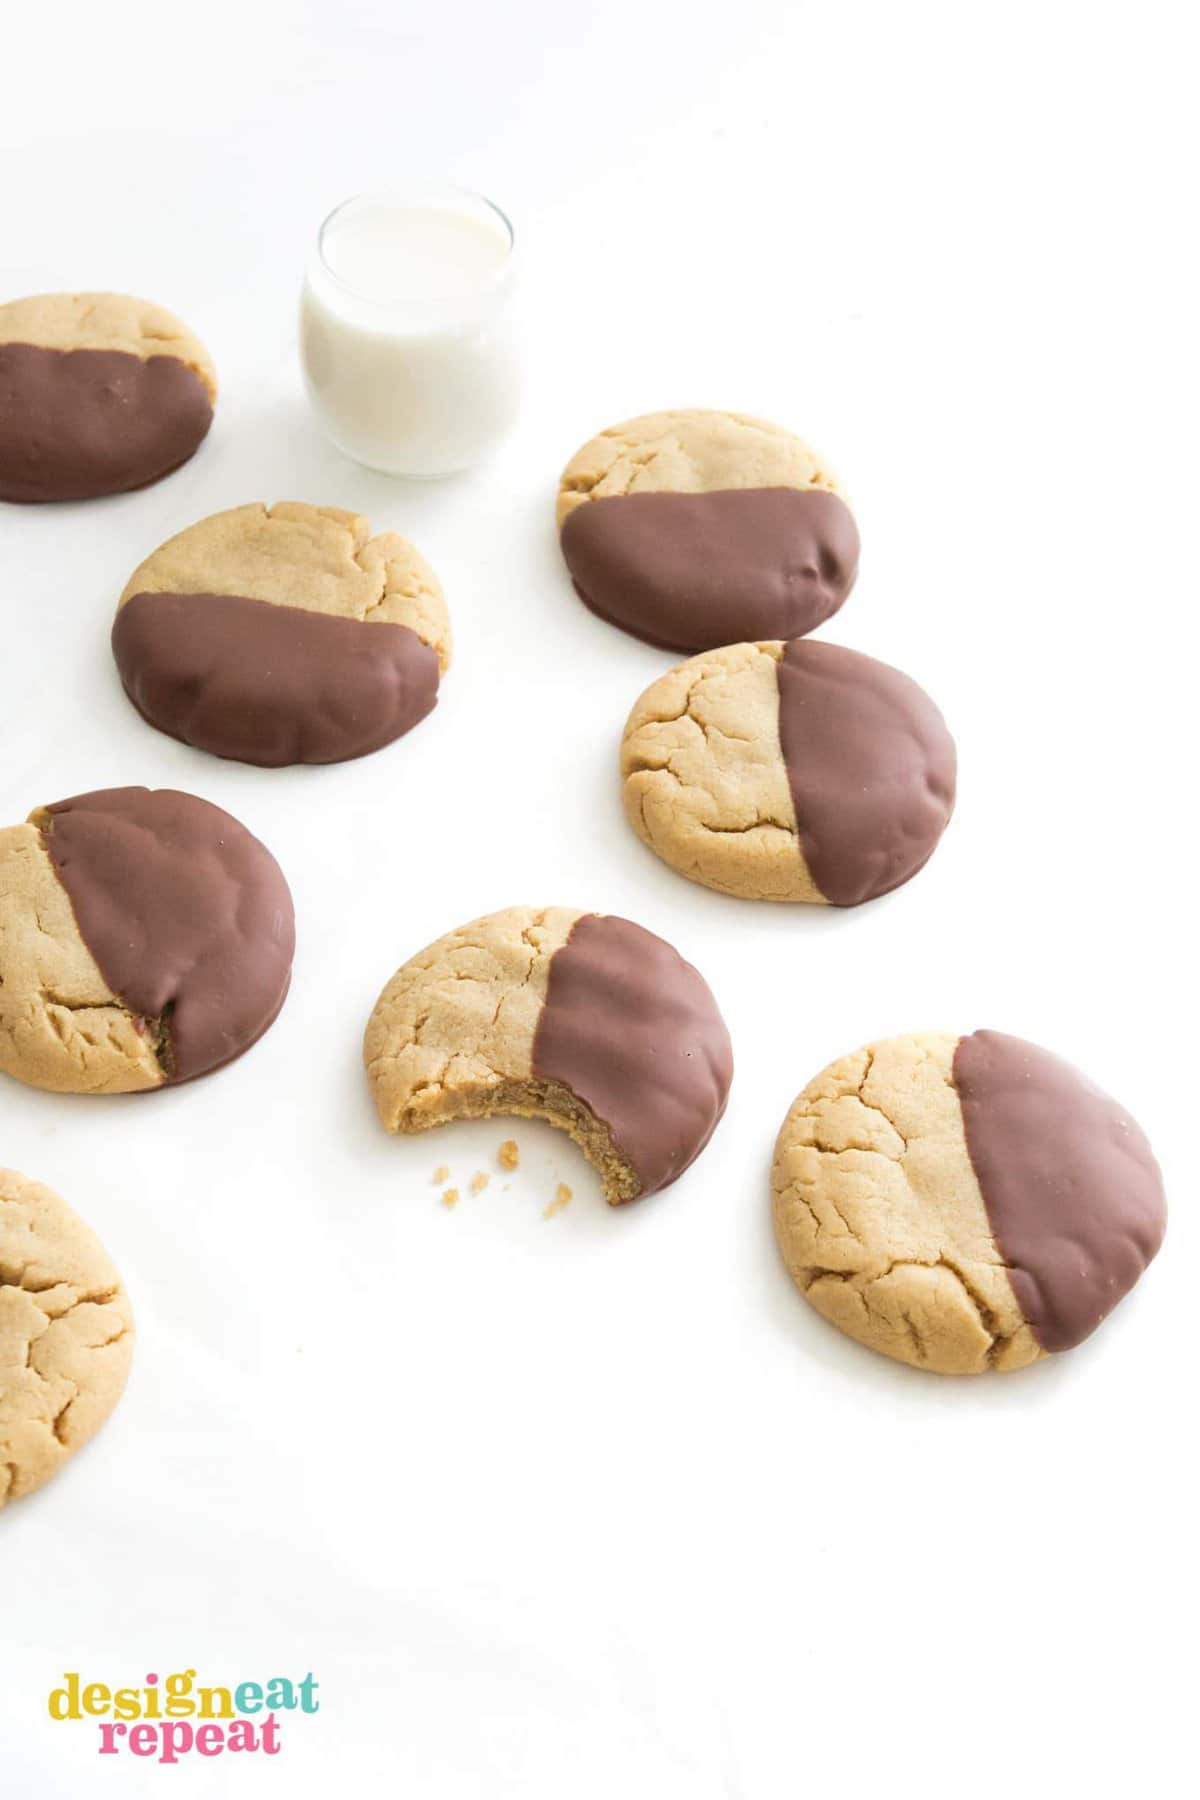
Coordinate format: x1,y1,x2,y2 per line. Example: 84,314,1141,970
159,1722,194,1764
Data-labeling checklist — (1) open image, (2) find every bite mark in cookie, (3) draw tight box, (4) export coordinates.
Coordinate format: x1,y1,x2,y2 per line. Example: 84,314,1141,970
364,907,732,1204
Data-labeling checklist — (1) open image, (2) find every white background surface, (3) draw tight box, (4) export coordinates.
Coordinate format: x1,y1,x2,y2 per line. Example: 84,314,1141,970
1,4,1195,1795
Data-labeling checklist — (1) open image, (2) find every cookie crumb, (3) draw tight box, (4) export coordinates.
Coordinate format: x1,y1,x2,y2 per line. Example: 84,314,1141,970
433,1164,450,1184
441,1187,460,1208
469,1172,490,1195
544,1183,573,1219
498,1139,520,1171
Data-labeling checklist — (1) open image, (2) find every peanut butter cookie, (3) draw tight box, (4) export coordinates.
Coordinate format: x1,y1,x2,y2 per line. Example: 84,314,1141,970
621,638,955,904
557,410,859,651
365,907,733,1203
0,291,215,502
1,1168,134,1507
112,502,452,767
0,786,294,1094
772,1031,1167,1373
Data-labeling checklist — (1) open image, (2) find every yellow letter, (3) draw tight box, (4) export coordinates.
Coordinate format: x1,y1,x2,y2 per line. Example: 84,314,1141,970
197,1686,233,1720
48,1674,81,1721
166,1670,197,1718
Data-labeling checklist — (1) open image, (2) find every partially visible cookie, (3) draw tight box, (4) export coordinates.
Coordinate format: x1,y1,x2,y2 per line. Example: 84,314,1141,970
112,502,452,767
1,1168,134,1507
771,1031,1167,1374
0,292,216,502
557,410,859,651
621,638,955,904
0,786,294,1094
364,907,733,1203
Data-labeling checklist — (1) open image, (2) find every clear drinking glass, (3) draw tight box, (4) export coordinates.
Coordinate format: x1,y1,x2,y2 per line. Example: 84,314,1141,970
300,185,519,478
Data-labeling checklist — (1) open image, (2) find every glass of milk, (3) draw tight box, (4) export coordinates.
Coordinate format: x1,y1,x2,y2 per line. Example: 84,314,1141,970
300,185,519,478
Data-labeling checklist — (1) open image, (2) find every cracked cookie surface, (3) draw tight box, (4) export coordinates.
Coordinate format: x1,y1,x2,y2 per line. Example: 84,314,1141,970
0,290,215,502
113,502,451,766
1,1168,134,1508
622,641,816,901
0,787,294,1094
621,639,956,904
365,906,733,1203
772,1032,1166,1373
557,410,859,651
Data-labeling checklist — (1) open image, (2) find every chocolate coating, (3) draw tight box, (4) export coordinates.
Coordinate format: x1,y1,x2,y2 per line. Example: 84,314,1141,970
0,343,212,503
39,787,294,1083
776,639,956,906
113,592,440,768
954,1030,1167,1352
560,487,859,652
532,913,733,1196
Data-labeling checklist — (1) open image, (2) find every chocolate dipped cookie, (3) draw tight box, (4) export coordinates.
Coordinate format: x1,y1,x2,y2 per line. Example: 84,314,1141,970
557,410,859,651
772,1031,1167,1373
0,292,215,502
365,907,733,1203
112,502,451,767
0,787,294,1093
621,638,955,904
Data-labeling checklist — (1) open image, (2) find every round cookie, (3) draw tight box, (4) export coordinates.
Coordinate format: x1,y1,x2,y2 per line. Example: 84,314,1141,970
365,907,733,1203
556,410,859,651
112,503,452,767
0,786,295,1094
622,638,955,904
1,1168,134,1507
0,292,216,502
771,1031,1167,1374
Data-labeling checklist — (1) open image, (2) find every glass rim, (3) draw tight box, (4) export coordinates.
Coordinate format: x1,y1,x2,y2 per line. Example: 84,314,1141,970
315,183,515,307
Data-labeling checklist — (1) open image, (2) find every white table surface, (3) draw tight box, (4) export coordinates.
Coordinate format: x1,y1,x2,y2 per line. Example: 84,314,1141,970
2,4,1193,1795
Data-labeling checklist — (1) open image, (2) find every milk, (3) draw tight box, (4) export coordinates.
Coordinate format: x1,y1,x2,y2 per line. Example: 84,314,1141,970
300,188,519,477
